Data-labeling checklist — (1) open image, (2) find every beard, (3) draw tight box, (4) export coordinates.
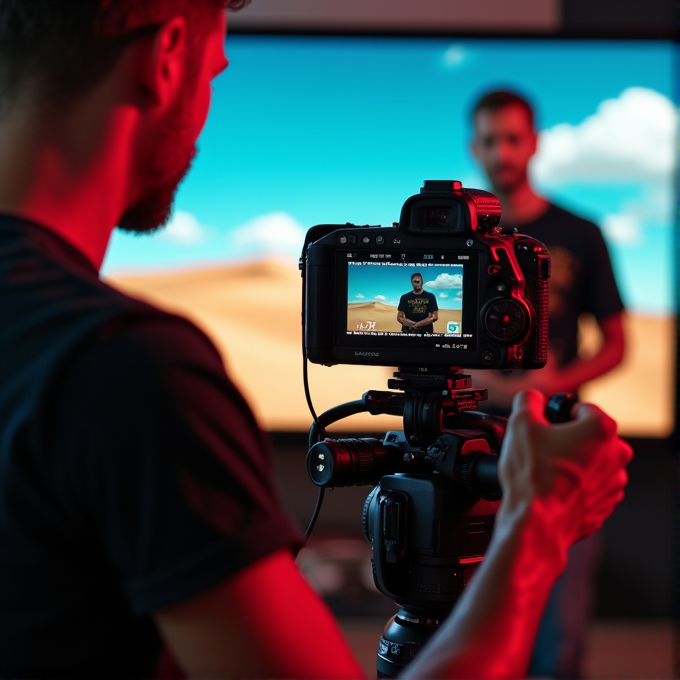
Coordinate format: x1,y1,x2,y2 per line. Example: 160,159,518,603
488,163,528,195
118,91,197,235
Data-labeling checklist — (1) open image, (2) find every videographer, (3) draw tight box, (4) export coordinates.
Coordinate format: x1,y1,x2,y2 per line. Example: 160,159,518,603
0,2,631,678
397,272,439,333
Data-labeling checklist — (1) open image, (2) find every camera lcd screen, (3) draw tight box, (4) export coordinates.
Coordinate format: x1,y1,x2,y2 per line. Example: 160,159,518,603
337,251,480,353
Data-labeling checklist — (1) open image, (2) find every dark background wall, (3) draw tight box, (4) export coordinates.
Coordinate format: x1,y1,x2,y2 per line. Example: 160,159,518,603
229,0,675,37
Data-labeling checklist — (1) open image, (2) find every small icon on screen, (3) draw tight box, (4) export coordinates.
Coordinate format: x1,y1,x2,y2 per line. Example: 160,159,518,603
447,322,461,334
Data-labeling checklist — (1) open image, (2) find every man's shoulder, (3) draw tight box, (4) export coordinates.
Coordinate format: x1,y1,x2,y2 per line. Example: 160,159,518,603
544,203,600,233
80,288,222,376
520,203,604,249
65,273,219,368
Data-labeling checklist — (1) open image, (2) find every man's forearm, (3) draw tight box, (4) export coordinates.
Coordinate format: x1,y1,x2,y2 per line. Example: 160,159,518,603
556,345,624,393
558,313,625,392
413,315,435,329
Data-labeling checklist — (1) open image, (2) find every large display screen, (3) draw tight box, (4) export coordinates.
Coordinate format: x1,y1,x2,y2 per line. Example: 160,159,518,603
103,35,676,436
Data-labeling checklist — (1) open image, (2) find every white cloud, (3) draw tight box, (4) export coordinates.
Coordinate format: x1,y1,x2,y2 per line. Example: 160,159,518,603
601,213,641,246
230,212,306,258
532,87,677,183
355,293,365,298
375,295,386,301
161,210,206,244
439,292,449,298
443,45,467,68
425,273,463,289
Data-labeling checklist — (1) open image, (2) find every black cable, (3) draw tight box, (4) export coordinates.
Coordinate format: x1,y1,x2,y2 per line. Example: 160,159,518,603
301,337,327,542
304,487,325,541
302,344,325,442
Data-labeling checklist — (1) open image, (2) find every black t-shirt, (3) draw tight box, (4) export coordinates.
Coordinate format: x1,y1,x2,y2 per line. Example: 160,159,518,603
0,216,303,678
398,290,438,333
506,204,624,367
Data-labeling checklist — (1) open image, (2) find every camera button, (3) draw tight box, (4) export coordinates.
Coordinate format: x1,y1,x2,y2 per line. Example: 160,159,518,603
375,235,385,245
348,235,357,244
339,235,348,244
362,236,371,244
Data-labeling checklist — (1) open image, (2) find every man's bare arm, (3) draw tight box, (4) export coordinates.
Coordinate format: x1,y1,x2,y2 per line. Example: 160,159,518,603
413,310,439,329
154,549,365,679
398,310,415,327
552,311,624,390
471,312,625,409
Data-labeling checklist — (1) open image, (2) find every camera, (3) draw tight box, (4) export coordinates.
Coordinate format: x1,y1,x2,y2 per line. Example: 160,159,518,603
300,181,553,677
301,179,550,370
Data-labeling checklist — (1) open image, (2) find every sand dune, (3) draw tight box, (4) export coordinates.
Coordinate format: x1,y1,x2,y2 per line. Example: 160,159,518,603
347,301,463,334
348,301,393,310
108,261,674,436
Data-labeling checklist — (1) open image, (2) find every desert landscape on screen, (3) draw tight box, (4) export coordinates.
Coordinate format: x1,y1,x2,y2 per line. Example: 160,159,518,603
347,301,462,333
109,260,674,437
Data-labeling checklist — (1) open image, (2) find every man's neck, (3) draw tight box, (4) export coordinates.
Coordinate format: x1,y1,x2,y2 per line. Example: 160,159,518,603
0,89,135,270
494,182,549,227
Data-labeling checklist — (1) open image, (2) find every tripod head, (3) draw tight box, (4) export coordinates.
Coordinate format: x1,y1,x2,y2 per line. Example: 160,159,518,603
307,367,504,499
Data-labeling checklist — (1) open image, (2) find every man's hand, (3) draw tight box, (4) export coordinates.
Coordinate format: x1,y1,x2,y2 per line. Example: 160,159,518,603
498,389,632,561
402,391,631,680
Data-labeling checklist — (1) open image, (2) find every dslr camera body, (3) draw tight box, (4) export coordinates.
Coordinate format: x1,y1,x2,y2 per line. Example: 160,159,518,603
300,180,551,677
302,179,550,371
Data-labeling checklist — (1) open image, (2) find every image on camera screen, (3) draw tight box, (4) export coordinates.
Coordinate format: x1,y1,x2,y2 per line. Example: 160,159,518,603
347,259,463,337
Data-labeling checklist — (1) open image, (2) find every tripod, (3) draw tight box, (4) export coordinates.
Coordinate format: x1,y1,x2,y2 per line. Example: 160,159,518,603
306,367,507,677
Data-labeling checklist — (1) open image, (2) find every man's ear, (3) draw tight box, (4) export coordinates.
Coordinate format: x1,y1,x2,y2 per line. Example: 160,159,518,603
139,16,188,109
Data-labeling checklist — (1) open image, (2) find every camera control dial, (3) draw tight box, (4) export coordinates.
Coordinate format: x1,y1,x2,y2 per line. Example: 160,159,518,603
482,298,528,343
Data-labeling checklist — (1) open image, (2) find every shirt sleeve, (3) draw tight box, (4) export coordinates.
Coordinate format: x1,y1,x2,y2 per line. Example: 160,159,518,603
397,294,407,312
47,313,304,614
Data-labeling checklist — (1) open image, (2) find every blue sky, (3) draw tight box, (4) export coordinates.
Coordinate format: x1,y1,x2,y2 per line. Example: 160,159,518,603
348,262,464,310
102,37,676,314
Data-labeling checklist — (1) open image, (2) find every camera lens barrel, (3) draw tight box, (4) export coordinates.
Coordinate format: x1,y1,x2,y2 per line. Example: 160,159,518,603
306,438,402,488
460,451,501,500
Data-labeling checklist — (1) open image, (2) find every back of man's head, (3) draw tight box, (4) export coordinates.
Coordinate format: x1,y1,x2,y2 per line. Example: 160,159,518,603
0,0,248,117
472,89,535,131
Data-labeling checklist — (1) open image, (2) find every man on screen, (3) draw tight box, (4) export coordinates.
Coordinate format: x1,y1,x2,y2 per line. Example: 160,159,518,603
397,272,439,333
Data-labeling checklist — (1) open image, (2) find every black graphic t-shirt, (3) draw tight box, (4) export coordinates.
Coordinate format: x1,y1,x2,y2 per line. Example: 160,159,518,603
398,291,438,333
0,215,303,678
506,204,624,367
